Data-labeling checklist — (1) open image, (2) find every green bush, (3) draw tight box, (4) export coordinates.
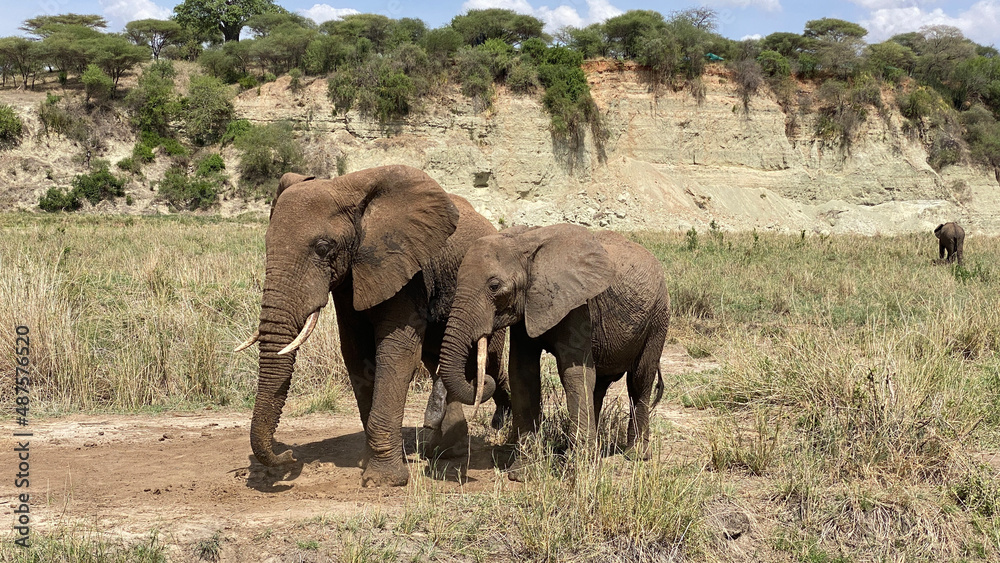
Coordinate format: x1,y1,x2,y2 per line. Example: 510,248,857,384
126,65,178,137
289,68,303,93
235,121,304,193
133,142,155,163
0,104,24,149
157,166,219,211
327,71,357,115
116,157,141,174
237,75,258,91
37,97,89,142
220,118,253,146
196,153,226,176
757,50,790,77
183,75,235,145
70,163,127,205
82,64,114,103
899,87,935,120
160,137,188,157
507,60,539,94
38,187,81,212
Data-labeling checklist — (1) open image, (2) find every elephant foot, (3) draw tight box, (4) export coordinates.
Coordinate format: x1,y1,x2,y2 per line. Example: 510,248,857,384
361,458,410,488
491,405,511,430
506,455,530,482
622,444,652,462
419,399,469,460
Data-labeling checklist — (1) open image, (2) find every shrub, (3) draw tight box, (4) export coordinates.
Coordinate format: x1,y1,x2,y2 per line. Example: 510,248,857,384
160,137,188,157
0,104,24,149
235,121,304,193
81,64,114,103
730,59,764,115
133,142,155,163
125,67,177,137
38,97,89,143
507,59,539,94
116,157,141,174
196,153,226,176
237,75,258,91
899,87,935,120
183,75,234,145
70,163,127,205
757,50,790,77
220,119,253,146
157,166,219,211
289,68,303,93
327,71,356,115
38,187,81,212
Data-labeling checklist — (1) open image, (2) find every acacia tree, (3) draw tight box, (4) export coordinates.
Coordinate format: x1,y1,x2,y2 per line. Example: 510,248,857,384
804,18,867,78
125,19,182,60
21,14,107,37
88,35,149,92
0,37,41,88
173,0,283,43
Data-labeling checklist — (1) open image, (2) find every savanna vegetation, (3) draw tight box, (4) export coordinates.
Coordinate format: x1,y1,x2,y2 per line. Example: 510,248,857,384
1,214,998,560
2,6,1000,210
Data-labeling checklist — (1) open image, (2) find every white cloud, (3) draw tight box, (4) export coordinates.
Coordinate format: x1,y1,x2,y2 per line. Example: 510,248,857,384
861,0,1000,44
460,0,623,31
99,0,170,29
706,0,782,12
299,4,361,24
741,33,763,40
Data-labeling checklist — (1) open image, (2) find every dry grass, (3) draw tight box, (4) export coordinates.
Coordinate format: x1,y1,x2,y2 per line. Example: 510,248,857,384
2,216,999,560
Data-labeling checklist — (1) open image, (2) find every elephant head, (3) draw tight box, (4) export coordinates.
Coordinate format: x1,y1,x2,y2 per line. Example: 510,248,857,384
239,165,459,466
439,223,615,406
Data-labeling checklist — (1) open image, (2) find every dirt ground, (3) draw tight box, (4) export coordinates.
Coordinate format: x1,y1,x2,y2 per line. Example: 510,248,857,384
2,346,717,561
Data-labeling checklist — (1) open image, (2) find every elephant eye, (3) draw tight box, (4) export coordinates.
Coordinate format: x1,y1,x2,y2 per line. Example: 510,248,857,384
315,240,333,257
487,278,502,293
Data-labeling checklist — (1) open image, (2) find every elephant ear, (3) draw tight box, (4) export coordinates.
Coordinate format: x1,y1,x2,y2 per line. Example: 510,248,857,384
271,173,315,218
352,166,459,310
518,224,615,338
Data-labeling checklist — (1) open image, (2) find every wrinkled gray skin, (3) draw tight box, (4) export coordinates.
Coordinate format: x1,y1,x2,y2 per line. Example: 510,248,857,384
438,224,669,479
247,166,509,488
934,222,965,265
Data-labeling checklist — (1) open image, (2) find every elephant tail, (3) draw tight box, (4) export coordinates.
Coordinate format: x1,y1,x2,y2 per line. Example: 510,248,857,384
650,366,665,411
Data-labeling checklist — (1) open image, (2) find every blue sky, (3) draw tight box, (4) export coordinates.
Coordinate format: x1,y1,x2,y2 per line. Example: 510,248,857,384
3,1,999,46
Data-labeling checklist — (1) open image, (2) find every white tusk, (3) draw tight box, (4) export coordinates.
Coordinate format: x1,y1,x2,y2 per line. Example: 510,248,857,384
233,330,259,353
474,337,488,417
278,311,320,355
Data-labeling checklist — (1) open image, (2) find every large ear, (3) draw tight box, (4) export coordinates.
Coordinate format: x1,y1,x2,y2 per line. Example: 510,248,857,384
351,166,459,310
518,224,616,338
271,173,315,218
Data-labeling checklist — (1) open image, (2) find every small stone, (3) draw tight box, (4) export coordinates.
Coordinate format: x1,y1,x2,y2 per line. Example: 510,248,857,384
83,441,96,447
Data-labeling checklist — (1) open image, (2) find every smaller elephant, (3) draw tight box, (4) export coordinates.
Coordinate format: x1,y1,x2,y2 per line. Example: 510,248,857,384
438,224,670,479
934,222,965,265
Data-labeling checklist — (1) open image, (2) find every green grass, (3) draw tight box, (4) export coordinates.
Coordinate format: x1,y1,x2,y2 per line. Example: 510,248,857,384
0,529,165,562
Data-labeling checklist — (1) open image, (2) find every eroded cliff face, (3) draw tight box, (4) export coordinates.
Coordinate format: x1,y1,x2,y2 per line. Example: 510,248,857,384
233,62,1000,235
3,63,998,234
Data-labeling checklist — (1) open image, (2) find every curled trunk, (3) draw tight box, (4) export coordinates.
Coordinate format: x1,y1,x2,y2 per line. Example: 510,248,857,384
439,296,496,405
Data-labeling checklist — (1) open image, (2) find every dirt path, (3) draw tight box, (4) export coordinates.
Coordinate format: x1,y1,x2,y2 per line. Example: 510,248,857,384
2,346,717,560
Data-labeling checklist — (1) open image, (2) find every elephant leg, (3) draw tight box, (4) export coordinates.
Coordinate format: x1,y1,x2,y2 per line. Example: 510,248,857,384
421,376,471,460
592,374,619,431
507,323,542,482
334,292,377,433
360,312,424,488
488,330,511,430
625,325,668,461
957,239,964,265
550,306,598,453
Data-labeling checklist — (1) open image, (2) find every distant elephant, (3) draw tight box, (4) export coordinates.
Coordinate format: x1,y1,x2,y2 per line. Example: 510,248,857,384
934,222,965,264
235,166,509,487
437,224,669,478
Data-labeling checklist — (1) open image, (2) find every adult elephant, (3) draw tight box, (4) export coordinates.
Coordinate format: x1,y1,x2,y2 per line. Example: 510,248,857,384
235,166,509,487
934,222,965,265
437,224,669,479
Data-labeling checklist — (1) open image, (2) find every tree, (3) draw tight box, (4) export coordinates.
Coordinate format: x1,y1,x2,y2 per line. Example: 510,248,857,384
183,74,234,144
39,24,102,77
21,14,107,37
761,32,814,58
125,19,182,60
804,18,867,79
565,24,606,59
914,25,976,87
87,35,150,91
670,7,718,32
603,10,666,59
81,64,113,103
245,12,314,37
450,9,546,46
804,18,867,43
864,41,916,81
0,37,41,88
173,0,283,43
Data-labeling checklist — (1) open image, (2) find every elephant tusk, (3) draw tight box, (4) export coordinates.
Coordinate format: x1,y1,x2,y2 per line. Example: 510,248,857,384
278,311,320,355
473,337,488,418
233,330,259,353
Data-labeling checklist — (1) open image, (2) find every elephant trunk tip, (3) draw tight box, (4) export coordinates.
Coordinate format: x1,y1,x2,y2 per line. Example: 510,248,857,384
253,445,297,467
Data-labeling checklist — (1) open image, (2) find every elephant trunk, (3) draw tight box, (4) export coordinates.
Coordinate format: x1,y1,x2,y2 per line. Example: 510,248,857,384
250,298,307,466
439,295,496,405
